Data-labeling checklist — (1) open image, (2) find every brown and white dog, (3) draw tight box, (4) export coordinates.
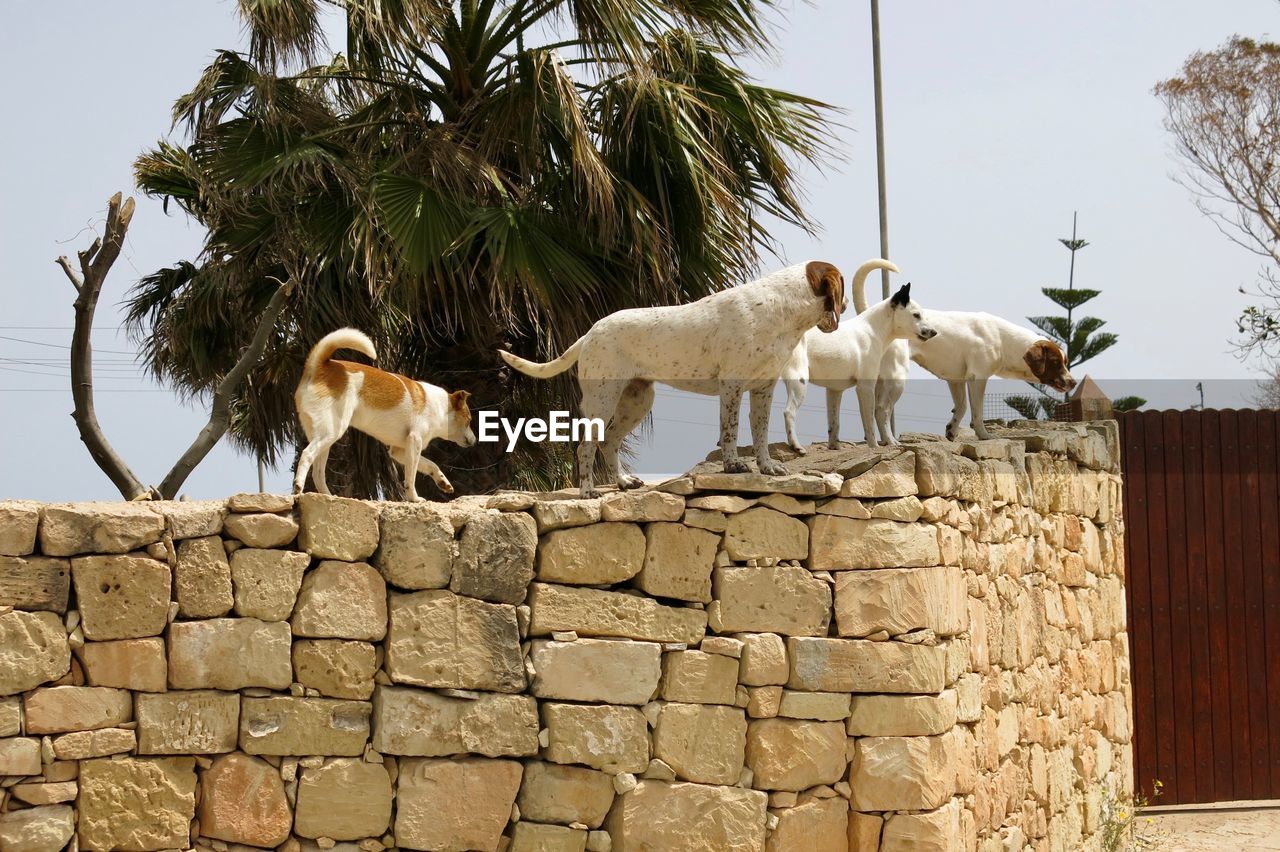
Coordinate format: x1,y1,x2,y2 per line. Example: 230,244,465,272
499,261,847,497
871,312,1076,442
293,328,476,500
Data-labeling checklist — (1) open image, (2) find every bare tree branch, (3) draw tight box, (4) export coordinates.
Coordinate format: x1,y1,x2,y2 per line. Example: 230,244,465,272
155,276,294,499
59,194,295,500
61,192,151,500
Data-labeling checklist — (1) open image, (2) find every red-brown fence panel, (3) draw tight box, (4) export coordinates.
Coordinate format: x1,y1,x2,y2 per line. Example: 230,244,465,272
1118,409,1280,805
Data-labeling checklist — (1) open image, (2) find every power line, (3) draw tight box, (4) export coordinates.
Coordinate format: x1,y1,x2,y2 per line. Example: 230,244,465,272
0,335,137,355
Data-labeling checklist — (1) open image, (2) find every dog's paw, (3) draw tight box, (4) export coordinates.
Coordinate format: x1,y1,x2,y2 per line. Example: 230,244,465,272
436,479,455,494
723,458,751,474
580,486,601,499
791,444,809,456
826,441,840,451
758,460,787,477
945,424,958,440
618,474,644,491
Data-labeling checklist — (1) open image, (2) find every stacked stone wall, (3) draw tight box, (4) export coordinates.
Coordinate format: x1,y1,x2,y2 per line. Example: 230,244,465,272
0,423,1131,852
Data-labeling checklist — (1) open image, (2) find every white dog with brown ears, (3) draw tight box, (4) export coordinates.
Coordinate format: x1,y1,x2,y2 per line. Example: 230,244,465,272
871,312,1077,442
781,260,939,451
293,328,477,500
499,261,848,497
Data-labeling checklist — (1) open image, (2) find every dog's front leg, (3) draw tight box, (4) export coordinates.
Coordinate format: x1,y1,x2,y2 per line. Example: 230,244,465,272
783,378,807,455
825,388,842,449
719,382,749,474
945,381,967,440
416,456,454,495
749,384,786,476
855,382,879,448
967,377,992,440
401,435,424,501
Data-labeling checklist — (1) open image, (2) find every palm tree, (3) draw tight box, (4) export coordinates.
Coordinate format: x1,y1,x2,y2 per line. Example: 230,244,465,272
128,0,835,496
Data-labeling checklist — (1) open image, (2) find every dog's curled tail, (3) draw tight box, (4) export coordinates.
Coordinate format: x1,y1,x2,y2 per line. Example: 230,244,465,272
304,328,377,376
498,337,585,379
851,258,901,314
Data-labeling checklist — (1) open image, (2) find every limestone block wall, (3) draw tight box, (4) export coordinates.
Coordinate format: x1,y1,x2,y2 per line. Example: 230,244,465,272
0,423,1131,852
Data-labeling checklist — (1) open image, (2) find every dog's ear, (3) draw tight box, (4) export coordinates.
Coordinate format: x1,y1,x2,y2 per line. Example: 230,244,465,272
1024,341,1051,381
806,261,841,297
890,282,911,308
449,390,471,412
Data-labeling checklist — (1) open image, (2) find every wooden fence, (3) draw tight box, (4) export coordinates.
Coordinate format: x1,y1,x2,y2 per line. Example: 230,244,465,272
1118,408,1280,805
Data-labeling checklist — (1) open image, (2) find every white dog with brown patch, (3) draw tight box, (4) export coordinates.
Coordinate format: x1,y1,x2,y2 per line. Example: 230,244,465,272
872,312,1077,442
293,328,477,500
499,261,849,497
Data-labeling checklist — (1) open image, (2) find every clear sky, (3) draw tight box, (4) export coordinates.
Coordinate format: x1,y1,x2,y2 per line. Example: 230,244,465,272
2,1,1276,500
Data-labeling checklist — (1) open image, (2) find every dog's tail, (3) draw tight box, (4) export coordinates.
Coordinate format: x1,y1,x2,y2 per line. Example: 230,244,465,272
303,328,377,376
498,337,585,379
851,258,901,314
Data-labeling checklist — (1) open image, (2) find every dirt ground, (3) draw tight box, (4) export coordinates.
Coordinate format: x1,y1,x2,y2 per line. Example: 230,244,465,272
1143,807,1280,851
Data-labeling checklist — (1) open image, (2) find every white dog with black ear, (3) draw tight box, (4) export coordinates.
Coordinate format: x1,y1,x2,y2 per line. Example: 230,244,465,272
873,312,1077,441
499,260,847,497
782,261,938,451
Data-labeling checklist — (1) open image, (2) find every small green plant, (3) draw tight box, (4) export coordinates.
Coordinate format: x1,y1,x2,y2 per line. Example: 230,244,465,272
1099,780,1162,852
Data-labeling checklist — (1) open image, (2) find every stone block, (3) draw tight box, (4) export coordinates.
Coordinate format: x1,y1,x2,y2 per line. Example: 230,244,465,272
840,451,917,498
880,799,962,852
371,685,538,757
511,822,588,852
23,686,131,734
787,637,947,693
0,697,19,736
230,548,309,621
847,690,958,737
834,566,966,638
79,637,167,692
538,523,645,585
50,727,135,760
533,498,602,532
0,737,41,774
542,702,649,773
374,502,455,589
0,501,40,556
77,757,196,852
168,618,292,690
174,536,234,619
136,690,239,754
0,805,75,852
395,757,522,852
605,780,767,852
745,719,846,791
518,761,616,829
600,491,685,522
223,512,299,548
724,507,808,561
660,650,738,704
452,510,537,603
39,503,164,557
292,560,388,641
239,697,370,756
531,638,661,704
527,583,706,644
0,555,69,613
766,797,848,852
710,565,831,636
227,493,294,513
849,735,957,811
295,757,393,840
292,639,377,699
652,703,747,785
71,555,170,640
297,494,379,561
737,633,789,686
808,517,940,571
386,590,524,692
776,691,850,721
0,610,69,695
198,752,293,848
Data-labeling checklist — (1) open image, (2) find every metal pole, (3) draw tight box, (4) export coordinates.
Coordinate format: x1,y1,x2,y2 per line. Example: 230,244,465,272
870,0,891,299
257,457,265,493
